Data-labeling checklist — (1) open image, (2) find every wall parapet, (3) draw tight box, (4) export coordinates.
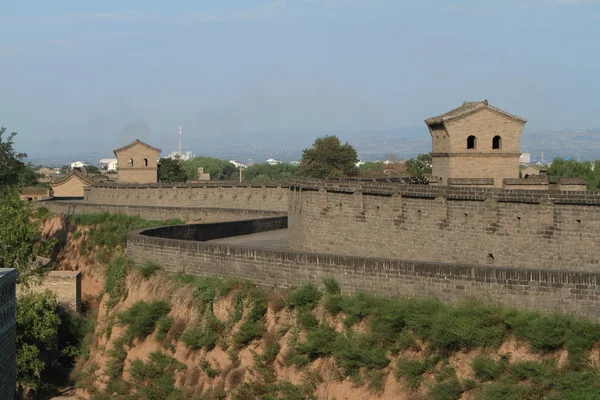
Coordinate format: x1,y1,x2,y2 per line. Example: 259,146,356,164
126,224,600,321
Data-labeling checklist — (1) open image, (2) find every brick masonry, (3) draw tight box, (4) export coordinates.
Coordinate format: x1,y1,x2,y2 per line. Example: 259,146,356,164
126,224,600,322
288,179,600,271
19,271,81,313
84,182,289,211
0,269,16,400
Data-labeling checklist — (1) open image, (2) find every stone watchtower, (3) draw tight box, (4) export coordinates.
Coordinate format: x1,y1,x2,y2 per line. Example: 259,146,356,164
425,100,527,188
113,139,161,183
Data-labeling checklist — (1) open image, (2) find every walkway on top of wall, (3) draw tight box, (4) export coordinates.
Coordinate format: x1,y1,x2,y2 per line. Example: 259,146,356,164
207,229,290,250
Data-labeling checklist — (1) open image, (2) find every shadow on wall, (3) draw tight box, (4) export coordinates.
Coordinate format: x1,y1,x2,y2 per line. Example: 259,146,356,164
139,217,288,242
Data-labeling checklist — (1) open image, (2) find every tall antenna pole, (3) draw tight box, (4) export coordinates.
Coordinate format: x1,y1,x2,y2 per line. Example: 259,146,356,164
179,125,182,155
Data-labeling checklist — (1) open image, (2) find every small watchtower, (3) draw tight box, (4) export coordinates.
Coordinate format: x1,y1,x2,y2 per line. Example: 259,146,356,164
113,139,161,183
425,100,527,187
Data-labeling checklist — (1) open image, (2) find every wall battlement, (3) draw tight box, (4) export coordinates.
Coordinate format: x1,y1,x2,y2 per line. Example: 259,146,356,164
288,179,600,271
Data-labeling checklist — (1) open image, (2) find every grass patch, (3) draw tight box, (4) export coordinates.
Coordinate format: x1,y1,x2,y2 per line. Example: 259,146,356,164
104,256,131,309
181,316,224,351
323,277,341,295
128,351,186,400
428,377,463,400
288,284,322,310
395,357,437,389
155,316,174,343
472,356,508,381
200,360,221,379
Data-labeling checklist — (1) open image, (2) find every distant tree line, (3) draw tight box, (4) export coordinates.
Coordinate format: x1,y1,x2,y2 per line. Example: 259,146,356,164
547,157,600,190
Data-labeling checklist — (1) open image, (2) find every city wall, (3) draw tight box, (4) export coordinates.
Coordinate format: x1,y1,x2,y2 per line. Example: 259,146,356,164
84,182,289,211
127,222,600,322
19,271,81,313
288,179,600,272
42,200,286,222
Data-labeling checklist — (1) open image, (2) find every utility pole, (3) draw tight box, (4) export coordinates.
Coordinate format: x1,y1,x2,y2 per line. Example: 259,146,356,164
239,167,243,182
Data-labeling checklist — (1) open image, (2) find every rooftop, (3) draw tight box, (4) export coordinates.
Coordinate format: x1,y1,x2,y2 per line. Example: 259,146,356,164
425,100,527,125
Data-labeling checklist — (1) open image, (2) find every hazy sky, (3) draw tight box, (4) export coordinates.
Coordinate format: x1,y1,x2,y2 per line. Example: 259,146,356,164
1,0,599,155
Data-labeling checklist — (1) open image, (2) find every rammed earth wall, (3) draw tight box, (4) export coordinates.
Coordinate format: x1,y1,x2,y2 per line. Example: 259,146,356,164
84,182,289,211
288,179,600,272
0,269,16,400
127,223,600,321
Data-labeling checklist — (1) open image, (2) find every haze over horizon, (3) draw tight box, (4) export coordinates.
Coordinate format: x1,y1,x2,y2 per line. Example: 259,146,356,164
1,0,599,160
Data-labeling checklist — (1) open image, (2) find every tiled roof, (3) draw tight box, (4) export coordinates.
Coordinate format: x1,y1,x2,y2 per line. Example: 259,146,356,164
425,100,527,125
113,139,161,154
50,170,93,187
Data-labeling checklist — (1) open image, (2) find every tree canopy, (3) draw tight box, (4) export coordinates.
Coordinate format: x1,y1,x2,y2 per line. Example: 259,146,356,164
0,127,33,187
158,158,188,183
183,157,237,181
83,165,102,175
243,163,298,183
405,153,432,177
298,135,359,179
547,158,600,190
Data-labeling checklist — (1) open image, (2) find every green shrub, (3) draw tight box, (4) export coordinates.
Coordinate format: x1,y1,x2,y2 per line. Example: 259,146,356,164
288,284,322,310
429,301,506,352
338,292,379,327
128,351,185,400
155,316,174,342
366,369,386,393
234,320,266,348
323,277,341,295
472,357,507,381
332,333,389,376
181,317,224,350
503,311,569,352
104,256,131,309
262,342,281,364
200,360,221,378
428,377,463,400
324,294,344,316
118,301,171,344
138,263,161,278
395,357,436,389
296,325,337,360
297,309,319,330
478,379,541,400
508,360,555,383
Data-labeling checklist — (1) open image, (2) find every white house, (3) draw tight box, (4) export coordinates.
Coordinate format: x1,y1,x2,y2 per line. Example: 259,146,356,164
266,158,282,166
99,158,118,171
229,160,248,169
166,151,195,161
520,153,531,164
70,161,88,169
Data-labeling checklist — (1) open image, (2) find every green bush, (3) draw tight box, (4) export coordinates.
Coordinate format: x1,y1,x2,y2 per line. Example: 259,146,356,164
118,301,171,344
472,357,507,381
200,360,221,379
332,333,389,376
181,317,224,350
478,379,541,400
234,320,266,348
428,378,463,400
395,357,436,389
296,325,337,360
323,277,341,295
128,351,185,400
138,263,161,278
155,316,174,342
288,284,322,310
104,256,131,309
297,309,319,330
324,294,344,316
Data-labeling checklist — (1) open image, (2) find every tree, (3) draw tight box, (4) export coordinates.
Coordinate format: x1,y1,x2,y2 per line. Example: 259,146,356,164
298,135,359,179
243,163,298,182
16,290,61,393
158,158,188,183
182,157,237,181
0,127,29,187
547,157,600,190
83,165,101,175
405,153,432,177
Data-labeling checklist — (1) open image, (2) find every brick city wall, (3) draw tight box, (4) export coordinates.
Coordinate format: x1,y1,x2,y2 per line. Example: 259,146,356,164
84,182,289,211
126,225,600,322
42,200,286,222
288,179,600,272
19,271,81,313
0,269,16,400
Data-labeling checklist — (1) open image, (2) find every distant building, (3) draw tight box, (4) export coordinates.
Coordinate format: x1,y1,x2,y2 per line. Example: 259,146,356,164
19,187,52,202
521,164,547,178
70,161,87,169
51,170,93,198
113,139,161,183
99,158,118,172
229,160,248,169
266,158,282,166
520,153,531,164
166,151,194,161
290,161,301,166
198,167,211,181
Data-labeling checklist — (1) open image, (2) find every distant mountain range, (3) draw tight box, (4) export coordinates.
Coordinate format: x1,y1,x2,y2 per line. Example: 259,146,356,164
25,127,600,166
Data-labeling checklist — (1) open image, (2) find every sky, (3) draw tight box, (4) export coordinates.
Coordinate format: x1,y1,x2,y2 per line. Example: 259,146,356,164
1,0,599,157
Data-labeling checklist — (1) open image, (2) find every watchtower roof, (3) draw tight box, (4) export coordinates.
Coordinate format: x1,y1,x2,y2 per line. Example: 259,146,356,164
425,100,527,125
113,139,161,155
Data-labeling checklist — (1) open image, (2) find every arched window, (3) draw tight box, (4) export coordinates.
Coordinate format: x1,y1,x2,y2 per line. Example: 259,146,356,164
492,135,502,150
467,135,476,149
144,158,148,167
128,158,133,167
